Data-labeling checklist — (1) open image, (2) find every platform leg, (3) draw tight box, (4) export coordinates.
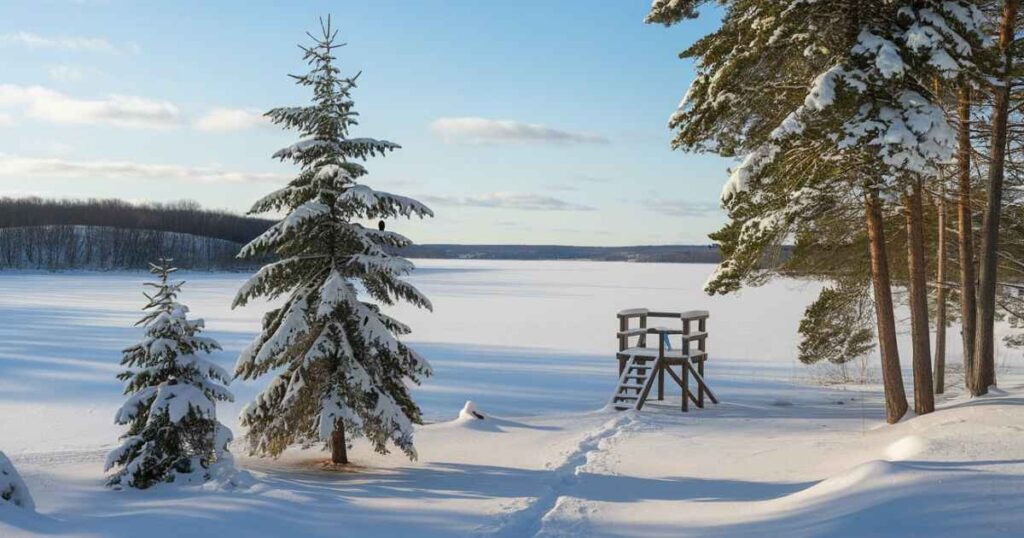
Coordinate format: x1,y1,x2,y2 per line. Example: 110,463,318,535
697,359,705,408
657,366,664,400
681,365,689,412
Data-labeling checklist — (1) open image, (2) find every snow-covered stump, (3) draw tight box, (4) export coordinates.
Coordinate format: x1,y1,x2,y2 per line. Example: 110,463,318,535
105,260,245,489
0,450,33,510
459,401,485,421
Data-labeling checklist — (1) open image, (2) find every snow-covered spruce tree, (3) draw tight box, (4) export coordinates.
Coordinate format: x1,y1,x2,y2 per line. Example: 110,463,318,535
106,260,241,489
650,0,985,421
233,18,433,465
0,450,33,510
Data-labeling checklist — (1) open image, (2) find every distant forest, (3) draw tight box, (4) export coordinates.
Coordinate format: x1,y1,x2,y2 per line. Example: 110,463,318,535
0,197,722,269
0,197,273,244
0,197,273,270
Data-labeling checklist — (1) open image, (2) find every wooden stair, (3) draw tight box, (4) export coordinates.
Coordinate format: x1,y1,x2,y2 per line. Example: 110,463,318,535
610,355,660,411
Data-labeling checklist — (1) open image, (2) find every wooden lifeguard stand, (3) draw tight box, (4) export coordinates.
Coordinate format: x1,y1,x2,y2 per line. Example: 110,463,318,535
609,308,718,412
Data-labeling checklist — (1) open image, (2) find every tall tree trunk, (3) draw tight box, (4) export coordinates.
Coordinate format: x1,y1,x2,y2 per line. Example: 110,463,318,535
905,180,935,414
866,189,909,423
935,180,948,395
974,0,1019,395
957,82,976,390
331,419,349,465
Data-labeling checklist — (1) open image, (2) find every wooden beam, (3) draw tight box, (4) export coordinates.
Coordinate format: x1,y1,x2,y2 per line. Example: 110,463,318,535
635,357,661,411
684,360,718,404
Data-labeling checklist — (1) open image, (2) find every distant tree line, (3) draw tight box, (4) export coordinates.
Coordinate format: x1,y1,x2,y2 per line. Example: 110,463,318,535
401,244,725,263
0,197,275,270
0,196,734,270
0,225,259,270
0,197,274,244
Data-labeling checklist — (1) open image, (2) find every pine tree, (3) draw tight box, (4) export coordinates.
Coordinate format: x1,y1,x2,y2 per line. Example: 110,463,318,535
0,450,33,509
649,0,985,421
974,0,1020,396
797,282,875,369
105,260,241,489
233,18,434,465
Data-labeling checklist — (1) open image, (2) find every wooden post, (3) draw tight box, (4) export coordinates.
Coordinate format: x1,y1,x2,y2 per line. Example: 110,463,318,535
618,315,627,376
682,318,691,408
657,331,665,400
698,318,706,407
681,362,689,412
639,314,647,348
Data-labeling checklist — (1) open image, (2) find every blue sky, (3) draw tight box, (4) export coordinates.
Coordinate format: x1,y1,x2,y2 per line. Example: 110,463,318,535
0,0,730,245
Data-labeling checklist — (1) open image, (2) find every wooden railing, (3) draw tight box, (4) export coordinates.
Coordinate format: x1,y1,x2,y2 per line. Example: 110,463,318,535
612,308,716,412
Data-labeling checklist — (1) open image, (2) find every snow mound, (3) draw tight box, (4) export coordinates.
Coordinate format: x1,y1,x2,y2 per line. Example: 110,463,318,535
458,401,485,421
785,460,902,505
0,450,34,510
884,435,928,461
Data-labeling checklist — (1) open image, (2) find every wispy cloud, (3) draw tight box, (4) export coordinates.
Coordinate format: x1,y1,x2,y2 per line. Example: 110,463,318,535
0,85,179,128
0,31,135,53
647,198,721,217
0,154,287,184
430,117,608,145
194,107,270,132
422,192,595,211
551,174,615,191
47,65,87,83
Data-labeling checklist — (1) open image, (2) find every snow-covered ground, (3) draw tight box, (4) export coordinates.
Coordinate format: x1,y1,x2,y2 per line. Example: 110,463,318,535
1,260,1023,536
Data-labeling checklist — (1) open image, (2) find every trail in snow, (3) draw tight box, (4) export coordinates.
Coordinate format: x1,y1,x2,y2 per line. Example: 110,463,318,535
481,412,635,537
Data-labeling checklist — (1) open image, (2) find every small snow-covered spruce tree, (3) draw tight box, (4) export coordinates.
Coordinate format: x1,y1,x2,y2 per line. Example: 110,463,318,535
106,260,238,489
233,17,433,465
0,450,33,510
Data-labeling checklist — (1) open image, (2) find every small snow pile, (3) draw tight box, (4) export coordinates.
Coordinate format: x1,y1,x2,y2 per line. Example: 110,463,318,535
0,450,33,510
459,401,486,421
884,435,928,461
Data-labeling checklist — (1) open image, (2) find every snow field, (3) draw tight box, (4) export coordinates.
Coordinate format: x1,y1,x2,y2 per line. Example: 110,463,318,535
1,260,1022,536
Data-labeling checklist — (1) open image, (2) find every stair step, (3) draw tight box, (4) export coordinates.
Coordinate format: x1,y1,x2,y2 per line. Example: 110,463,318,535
615,395,638,401
617,385,642,391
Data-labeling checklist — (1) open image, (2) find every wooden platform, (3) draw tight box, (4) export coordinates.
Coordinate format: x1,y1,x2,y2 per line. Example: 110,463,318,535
609,308,717,412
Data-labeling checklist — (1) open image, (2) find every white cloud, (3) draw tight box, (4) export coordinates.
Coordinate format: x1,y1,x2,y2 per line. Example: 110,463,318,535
0,85,180,128
0,112,14,127
194,107,270,132
0,154,288,184
422,192,595,211
0,31,126,53
47,65,86,82
647,198,721,217
430,117,608,145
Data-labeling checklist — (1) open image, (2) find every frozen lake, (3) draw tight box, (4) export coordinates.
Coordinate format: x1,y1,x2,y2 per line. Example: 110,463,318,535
0,260,824,454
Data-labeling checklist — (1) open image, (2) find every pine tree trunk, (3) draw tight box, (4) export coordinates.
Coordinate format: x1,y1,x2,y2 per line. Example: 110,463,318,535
935,182,947,395
866,189,909,423
956,81,976,390
974,0,1019,396
331,419,348,465
905,180,934,414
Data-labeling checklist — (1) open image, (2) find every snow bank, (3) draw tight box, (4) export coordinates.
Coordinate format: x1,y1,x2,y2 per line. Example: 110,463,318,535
0,450,33,510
